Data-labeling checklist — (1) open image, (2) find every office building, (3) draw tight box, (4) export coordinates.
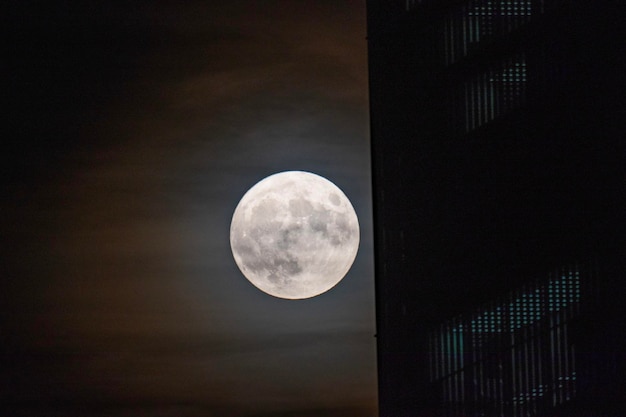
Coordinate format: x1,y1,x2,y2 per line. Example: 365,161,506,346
367,1,625,415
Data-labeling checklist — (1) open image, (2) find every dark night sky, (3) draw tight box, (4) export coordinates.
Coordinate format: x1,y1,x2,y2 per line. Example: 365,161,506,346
3,1,376,416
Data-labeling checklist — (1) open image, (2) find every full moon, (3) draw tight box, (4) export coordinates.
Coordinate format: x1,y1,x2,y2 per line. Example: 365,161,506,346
230,171,360,299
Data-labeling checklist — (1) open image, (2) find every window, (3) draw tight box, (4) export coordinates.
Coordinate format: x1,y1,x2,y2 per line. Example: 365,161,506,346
429,264,585,416
460,54,526,132
441,0,533,66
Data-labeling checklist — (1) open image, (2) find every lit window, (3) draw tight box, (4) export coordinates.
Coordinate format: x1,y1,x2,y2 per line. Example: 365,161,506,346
429,264,585,415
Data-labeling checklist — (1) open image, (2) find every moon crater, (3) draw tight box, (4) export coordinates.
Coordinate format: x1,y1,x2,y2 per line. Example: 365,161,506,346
230,171,360,299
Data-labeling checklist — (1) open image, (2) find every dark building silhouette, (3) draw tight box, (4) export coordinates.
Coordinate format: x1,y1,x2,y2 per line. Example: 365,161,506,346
367,1,625,416
430,263,584,416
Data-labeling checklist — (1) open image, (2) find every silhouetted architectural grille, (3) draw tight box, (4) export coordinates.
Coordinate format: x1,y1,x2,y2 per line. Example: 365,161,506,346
442,0,532,66
429,264,585,416
457,53,526,132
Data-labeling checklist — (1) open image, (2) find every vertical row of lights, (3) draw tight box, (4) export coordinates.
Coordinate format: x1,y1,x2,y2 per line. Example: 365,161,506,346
548,267,581,312
509,283,542,330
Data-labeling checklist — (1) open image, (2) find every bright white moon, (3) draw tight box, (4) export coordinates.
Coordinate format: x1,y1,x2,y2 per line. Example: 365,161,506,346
230,171,360,299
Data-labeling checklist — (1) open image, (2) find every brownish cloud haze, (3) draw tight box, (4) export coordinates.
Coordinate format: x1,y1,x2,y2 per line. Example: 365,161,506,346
3,1,375,416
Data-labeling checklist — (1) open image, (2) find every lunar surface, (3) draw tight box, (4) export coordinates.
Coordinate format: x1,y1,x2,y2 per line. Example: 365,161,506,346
230,171,360,299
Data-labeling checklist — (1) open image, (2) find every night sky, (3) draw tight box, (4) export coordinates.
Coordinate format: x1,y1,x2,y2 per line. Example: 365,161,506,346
3,1,376,416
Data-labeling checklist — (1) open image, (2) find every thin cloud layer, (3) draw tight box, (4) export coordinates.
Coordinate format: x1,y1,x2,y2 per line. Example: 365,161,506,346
3,1,375,416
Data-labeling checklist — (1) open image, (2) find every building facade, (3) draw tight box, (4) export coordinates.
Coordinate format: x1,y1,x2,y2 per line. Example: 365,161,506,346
429,264,584,416
367,1,625,415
